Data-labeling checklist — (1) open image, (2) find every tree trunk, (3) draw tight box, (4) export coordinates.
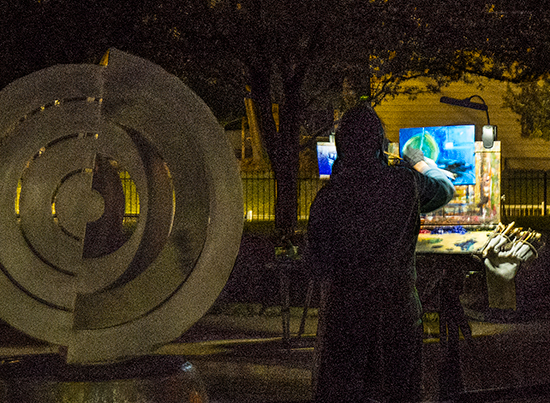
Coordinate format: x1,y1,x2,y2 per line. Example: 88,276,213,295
248,65,303,236
244,88,270,169
272,73,302,235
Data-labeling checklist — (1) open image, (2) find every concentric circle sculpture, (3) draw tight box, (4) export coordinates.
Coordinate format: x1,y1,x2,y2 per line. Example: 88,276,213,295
0,49,243,363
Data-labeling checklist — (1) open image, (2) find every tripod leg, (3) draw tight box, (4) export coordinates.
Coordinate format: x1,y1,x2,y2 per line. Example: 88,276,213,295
298,279,315,338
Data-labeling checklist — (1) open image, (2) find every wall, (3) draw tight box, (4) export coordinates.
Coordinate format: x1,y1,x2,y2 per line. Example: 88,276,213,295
374,75,550,170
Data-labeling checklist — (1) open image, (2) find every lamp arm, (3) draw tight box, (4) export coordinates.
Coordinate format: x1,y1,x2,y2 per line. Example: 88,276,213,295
467,95,491,125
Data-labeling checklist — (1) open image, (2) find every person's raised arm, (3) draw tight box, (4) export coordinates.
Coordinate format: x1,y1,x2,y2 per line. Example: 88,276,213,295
403,148,455,213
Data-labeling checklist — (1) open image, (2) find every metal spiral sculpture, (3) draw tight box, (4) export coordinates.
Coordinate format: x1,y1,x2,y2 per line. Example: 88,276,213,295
0,49,243,364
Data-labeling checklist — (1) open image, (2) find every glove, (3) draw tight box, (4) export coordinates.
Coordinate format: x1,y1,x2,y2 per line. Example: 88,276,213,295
484,238,536,281
424,157,456,180
403,147,425,166
484,254,519,281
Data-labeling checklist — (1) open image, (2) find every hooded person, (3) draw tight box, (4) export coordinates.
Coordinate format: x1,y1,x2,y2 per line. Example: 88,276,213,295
305,104,455,403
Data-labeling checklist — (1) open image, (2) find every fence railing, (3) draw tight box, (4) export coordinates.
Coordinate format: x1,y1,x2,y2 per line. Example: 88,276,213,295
120,171,140,217
241,171,276,221
241,170,326,222
239,168,550,228
501,170,549,218
116,167,550,230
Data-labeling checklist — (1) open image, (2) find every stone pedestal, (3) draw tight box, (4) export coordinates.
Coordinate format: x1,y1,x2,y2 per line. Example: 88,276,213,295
0,354,208,403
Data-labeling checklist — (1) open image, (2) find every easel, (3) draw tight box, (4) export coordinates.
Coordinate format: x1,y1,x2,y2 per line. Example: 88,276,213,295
418,253,477,401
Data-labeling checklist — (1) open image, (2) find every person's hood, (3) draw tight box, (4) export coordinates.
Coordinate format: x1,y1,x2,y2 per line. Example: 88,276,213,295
335,104,387,166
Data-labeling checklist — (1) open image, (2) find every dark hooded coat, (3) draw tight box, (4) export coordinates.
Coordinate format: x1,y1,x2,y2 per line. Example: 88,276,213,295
306,105,454,402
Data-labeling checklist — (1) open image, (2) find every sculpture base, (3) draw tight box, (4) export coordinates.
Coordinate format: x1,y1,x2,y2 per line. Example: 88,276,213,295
0,354,208,403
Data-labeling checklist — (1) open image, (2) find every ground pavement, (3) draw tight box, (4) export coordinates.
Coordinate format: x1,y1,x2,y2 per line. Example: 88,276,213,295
3,303,550,402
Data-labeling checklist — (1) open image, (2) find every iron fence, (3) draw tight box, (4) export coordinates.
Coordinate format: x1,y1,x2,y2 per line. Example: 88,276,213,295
118,166,550,230
241,170,326,222
120,171,140,217
241,171,276,221
501,169,549,217
119,169,324,224
240,168,550,228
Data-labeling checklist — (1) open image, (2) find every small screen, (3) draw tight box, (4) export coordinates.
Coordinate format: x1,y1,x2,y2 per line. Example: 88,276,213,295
316,142,337,179
399,125,476,186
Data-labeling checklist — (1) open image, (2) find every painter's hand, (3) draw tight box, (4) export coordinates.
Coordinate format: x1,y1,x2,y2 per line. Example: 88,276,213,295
403,147,424,166
424,157,456,180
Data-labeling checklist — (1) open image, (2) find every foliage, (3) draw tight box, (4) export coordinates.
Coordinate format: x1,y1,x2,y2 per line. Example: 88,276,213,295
161,0,550,232
504,80,550,141
2,1,550,233
0,2,140,85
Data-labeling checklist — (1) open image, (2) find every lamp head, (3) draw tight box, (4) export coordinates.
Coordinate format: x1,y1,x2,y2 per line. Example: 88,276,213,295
440,96,488,111
482,125,497,149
